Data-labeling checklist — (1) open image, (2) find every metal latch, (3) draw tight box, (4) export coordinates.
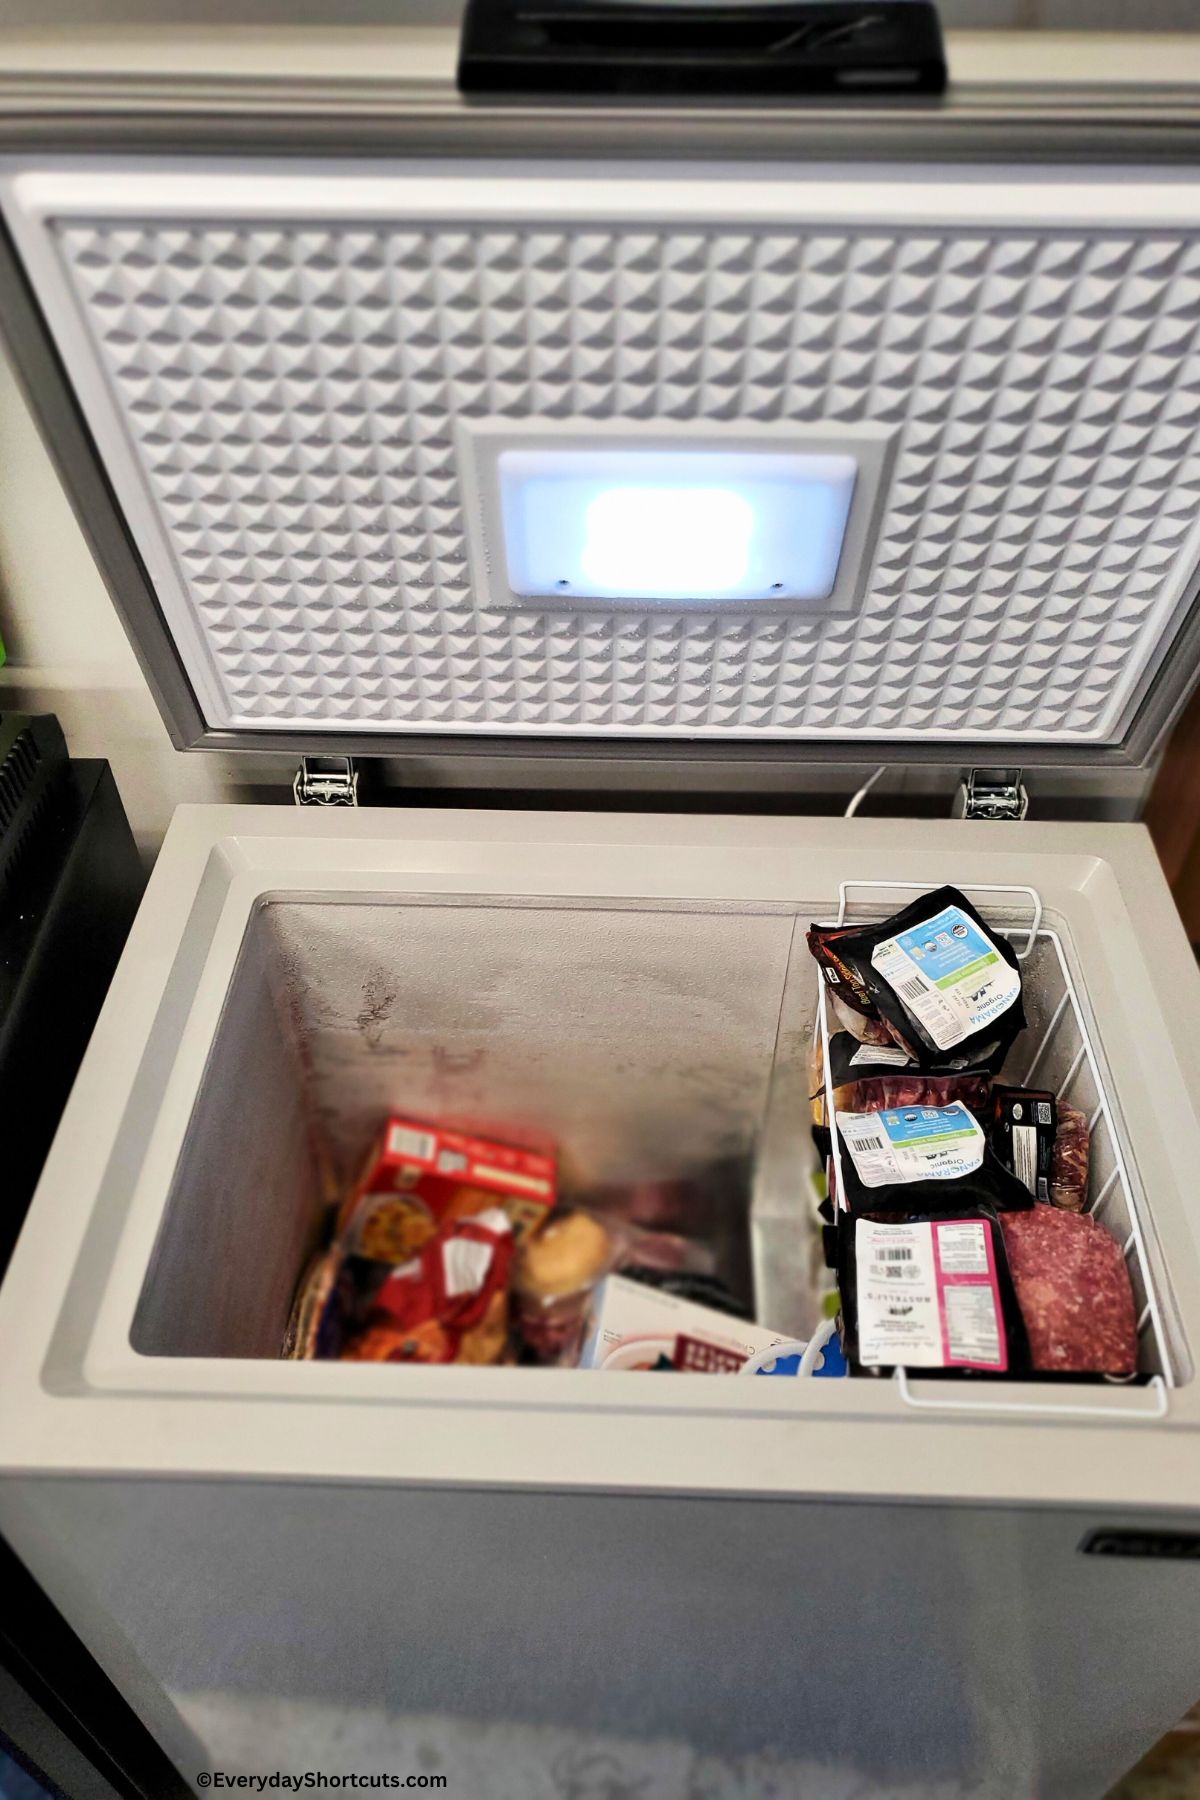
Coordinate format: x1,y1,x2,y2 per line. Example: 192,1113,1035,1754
293,755,358,807
954,768,1028,822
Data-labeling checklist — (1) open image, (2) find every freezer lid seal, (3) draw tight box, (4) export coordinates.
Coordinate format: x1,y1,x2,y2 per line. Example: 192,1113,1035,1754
3,155,1200,768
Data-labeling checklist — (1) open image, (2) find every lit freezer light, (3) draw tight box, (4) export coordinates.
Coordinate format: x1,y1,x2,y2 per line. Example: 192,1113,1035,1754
498,448,858,603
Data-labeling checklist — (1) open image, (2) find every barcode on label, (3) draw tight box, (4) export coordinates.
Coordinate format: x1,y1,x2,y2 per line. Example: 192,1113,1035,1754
388,1126,437,1162
875,1247,913,1262
844,1129,886,1153
896,975,929,1002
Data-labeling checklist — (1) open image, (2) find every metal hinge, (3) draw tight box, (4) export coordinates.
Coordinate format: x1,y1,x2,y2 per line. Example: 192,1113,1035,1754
954,767,1028,822
293,755,359,807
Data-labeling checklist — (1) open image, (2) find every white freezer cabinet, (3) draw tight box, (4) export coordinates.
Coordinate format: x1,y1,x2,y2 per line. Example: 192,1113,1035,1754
7,114,1200,1800
2,808,1200,1800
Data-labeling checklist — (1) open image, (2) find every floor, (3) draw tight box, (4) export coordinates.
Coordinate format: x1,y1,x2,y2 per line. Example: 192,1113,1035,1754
1110,1730,1200,1799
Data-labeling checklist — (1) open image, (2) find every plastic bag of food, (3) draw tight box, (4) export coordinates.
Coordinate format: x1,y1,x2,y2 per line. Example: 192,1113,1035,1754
806,922,883,1033
512,1209,717,1365
813,887,1025,1069
829,991,897,1047
339,1207,515,1365
1000,1204,1135,1374
815,1033,993,1132
837,1202,1030,1376
834,1100,1035,1217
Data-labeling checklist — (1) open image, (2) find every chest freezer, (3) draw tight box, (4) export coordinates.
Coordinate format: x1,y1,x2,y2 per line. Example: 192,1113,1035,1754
5,44,1200,1800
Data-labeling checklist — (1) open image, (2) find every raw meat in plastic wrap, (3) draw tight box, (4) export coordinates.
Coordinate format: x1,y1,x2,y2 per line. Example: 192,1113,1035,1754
842,1071,991,1117
811,1032,991,1132
999,1204,1136,1375
1049,1103,1090,1212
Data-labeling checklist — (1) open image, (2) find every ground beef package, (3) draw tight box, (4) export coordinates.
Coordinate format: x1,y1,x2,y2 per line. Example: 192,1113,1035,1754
1000,1204,1137,1375
838,1202,1031,1377
834,1099,1036,1217
813,886,1026,1070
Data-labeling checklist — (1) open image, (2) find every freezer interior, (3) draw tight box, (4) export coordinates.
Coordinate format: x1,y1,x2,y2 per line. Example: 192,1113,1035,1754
128,885,1181,1390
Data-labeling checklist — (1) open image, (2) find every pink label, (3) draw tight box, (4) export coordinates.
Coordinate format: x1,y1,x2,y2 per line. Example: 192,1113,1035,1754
930,1219,1007,1371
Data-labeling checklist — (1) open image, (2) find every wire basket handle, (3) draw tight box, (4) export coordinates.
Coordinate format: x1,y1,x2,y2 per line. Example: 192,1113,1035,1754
836,881,1043,960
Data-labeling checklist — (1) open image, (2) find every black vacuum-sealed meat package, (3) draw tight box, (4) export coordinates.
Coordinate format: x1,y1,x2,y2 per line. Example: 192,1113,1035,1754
806,921,906,1048
990,1085,1056,1202
819,1032,993,1120
834,1100,1035,1217
814,886,1025,1069
838,1201,1031,1376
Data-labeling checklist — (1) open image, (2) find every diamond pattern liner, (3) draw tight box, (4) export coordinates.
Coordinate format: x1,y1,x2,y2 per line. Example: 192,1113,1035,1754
49,214,1200,740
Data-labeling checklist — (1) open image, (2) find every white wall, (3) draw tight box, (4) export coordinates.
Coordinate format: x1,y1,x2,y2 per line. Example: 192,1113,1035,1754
0,353,267,858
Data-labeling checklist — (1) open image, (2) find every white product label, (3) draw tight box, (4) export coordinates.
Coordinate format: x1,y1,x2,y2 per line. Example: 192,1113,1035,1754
440,1207,511,1297
849,1044,914,1070
1012,1123,1037,1194
388,1125,437,1163
942,1284,1002,1366
837,1102,985,1188
934,1219,990,1275
855,1218,1006,1370
869,904,1021,1051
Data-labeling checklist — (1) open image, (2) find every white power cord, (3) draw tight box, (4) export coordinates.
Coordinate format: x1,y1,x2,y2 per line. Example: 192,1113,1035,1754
844,765,886,818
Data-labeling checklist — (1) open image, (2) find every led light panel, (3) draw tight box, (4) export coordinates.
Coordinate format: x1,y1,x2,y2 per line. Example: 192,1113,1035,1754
498,449,858,604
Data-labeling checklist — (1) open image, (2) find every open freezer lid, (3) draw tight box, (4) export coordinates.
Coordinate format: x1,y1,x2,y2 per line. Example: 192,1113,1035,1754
5,152,1200,766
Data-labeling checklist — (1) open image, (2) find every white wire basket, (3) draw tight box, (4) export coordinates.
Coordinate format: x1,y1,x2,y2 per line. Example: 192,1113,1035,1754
818,881,1173,1421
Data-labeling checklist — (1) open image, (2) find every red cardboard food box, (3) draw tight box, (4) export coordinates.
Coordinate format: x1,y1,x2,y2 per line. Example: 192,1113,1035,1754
338,1116,556,1263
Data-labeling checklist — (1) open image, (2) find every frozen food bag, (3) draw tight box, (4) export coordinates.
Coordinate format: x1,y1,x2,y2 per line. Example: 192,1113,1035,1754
834,1101,1035,1216
512,1209,717,1365
829,991,898,1047
282,1247,347,1360
817,1033,994,1125
838,1204,1030,1377
339,1207,515,1365
806,922,882,1027
989,1086,1057,1203
816,887,1025,1068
